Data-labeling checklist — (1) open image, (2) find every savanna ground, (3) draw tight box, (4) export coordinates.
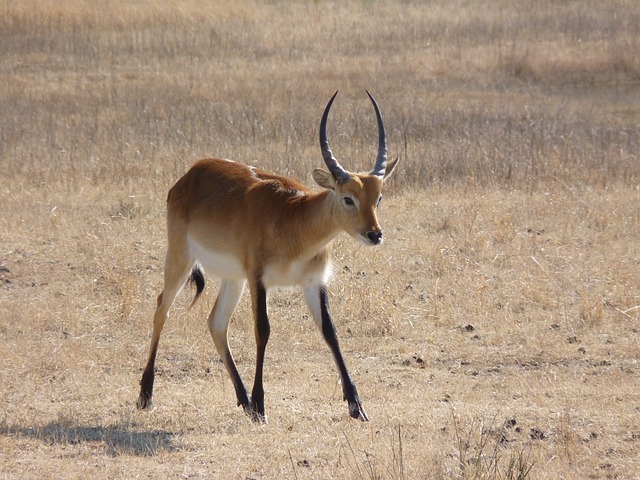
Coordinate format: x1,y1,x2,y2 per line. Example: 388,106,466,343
1,1,639,478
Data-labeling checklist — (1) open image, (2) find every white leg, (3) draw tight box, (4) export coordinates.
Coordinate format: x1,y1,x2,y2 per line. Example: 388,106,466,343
207,279,251,411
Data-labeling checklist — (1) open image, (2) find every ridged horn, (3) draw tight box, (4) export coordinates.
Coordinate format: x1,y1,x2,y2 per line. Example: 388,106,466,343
319,91,351,184
366,90,387,178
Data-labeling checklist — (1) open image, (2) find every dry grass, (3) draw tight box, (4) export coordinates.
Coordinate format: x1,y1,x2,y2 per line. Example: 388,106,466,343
1,0,639,478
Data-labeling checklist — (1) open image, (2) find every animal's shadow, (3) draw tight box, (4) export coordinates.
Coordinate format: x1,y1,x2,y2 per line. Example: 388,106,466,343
1,421,179,457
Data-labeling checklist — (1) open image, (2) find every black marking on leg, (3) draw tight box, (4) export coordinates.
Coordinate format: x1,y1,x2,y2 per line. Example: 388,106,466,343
223,352,251,411
319,288,369,421
251,280,270,422
137,345,158,409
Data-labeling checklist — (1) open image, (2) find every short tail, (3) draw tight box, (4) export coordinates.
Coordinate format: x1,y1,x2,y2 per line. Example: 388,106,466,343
188,266,205,309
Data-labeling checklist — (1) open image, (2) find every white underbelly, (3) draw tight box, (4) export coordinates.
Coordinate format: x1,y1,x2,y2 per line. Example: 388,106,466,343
187,236,246,279
262,258,331,288
187,236,331,287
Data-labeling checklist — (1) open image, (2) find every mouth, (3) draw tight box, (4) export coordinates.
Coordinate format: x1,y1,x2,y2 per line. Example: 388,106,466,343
358,233,383,246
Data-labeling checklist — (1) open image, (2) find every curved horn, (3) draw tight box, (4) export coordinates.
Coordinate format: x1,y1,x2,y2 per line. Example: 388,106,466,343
366,90,387,178
320,91,351,183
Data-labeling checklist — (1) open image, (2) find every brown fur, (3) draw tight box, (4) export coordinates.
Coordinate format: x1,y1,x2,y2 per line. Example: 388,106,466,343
166,157,397,281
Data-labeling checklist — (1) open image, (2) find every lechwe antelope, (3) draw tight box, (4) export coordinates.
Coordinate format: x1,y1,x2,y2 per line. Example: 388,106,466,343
137,91,398,422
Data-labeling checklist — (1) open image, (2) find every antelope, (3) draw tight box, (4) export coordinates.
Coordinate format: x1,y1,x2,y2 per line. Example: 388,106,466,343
137,91,398,422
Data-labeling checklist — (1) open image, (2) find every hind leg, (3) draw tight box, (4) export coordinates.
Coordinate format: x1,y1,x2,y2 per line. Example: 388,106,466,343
137,251,193,409
248,276,270,422
207,279,250,412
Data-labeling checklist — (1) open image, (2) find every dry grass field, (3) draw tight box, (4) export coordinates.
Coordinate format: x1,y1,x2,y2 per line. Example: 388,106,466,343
1,0,639,478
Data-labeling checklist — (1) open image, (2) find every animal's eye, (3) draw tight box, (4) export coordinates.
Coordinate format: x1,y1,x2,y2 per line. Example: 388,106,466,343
377,195,383,206
342,196,355,206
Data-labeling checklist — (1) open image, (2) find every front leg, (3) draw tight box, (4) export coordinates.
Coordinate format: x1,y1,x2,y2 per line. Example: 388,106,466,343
304,284,369,421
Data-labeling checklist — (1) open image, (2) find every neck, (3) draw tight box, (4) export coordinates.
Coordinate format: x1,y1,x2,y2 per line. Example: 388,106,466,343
282,189,341,260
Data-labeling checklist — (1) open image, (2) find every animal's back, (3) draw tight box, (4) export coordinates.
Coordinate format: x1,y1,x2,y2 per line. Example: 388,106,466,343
166,158,319,282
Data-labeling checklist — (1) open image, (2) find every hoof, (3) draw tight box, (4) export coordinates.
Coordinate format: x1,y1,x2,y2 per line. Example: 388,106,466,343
240,393,267,423
241,402,267,423
242,404,253,416
136,393,153,410
240,394,253,416
251,411,268,424
349,400,369,422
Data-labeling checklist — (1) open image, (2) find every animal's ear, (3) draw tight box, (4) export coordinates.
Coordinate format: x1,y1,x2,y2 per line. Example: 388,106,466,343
312,168,337,189
383,157,399,181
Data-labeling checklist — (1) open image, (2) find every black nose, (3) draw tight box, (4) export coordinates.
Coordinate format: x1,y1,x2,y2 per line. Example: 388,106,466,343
366,231,383,245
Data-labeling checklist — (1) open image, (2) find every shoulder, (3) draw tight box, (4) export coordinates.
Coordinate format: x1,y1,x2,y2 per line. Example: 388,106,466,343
252,169,311,199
